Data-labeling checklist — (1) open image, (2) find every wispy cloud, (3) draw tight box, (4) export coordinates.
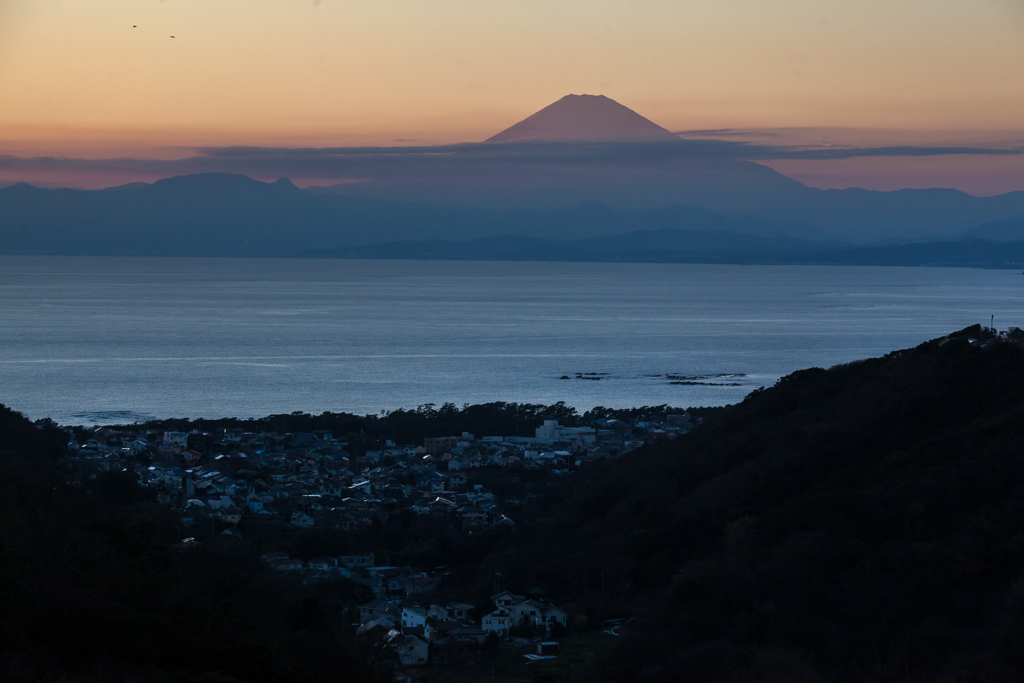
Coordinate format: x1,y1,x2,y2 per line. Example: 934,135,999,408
676,129,782,138
758,145,1024,160
1,138,1021,189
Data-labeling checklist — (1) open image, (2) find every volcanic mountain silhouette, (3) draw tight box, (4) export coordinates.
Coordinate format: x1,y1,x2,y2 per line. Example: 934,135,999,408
486,94,680,143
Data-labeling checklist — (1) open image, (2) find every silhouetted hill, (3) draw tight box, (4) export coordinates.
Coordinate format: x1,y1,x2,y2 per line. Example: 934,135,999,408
970,216,1024,241
799,237,1024,268
0,403,67,460
481,327,1024,680
789,187,1024,244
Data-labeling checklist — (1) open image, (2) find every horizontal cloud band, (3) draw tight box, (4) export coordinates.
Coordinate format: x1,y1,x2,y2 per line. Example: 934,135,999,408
1,138,1021,186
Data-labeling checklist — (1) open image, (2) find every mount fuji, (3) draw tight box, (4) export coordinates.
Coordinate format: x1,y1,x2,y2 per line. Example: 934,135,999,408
486,94,681,143
3,95,1024,254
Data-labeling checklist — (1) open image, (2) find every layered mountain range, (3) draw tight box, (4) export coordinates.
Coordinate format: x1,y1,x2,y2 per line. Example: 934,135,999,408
2,95,1023,263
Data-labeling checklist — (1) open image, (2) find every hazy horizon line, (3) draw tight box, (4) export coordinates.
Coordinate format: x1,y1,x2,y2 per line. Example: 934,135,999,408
2,134,1023,196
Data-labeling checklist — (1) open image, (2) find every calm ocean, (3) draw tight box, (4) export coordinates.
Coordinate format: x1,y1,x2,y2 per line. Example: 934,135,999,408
0,256,1020,425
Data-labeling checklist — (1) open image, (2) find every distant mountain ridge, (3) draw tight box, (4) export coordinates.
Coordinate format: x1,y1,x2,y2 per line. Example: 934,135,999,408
313,163,1024,243
0,174,821,257
2,172,1024,261
969,216,1024,241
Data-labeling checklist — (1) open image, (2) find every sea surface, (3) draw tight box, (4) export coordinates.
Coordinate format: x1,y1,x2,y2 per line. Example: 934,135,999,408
0,256,1021,425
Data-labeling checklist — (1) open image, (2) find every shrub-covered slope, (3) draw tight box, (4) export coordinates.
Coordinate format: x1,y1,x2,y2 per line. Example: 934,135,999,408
504,327,1024,681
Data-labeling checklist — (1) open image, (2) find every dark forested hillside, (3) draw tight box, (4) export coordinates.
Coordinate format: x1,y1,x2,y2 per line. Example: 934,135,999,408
474,326,1024,681
620,330,1024,679
0,405,383,683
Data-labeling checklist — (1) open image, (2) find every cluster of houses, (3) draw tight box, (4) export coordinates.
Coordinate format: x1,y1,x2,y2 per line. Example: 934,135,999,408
63,414,692,534
978,326,1024,348
253,550,568,666
58,413,688,668
357,589,568,667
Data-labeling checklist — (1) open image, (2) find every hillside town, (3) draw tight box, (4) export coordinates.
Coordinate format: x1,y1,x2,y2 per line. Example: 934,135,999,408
255,549,570,666
56,410,691,667
64,414,692,536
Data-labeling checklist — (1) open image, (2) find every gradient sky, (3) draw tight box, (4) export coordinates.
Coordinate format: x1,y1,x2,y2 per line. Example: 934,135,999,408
1,0,1023,193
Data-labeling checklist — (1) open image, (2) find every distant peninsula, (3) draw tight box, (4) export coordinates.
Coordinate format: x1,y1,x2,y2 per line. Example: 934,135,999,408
302,232,1024,269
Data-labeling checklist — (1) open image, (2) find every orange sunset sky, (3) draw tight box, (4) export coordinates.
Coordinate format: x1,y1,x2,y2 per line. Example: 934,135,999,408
1,0,1023,193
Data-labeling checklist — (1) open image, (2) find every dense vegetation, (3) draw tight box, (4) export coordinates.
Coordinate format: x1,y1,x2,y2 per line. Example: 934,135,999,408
6,325,1024,681
481,325,1024,681
122,401,710,457
0,405,383,683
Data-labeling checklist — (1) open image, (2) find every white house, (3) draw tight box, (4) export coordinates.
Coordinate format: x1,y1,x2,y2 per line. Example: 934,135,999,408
482,609,511,637
535,421,560,440
534,420,596,445
401,605,427,629
509,599,548,626
162,431,189,448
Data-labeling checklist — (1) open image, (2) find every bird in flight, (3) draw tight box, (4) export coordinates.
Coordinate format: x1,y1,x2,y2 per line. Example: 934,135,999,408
171,36,175,38
133,25,136,28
